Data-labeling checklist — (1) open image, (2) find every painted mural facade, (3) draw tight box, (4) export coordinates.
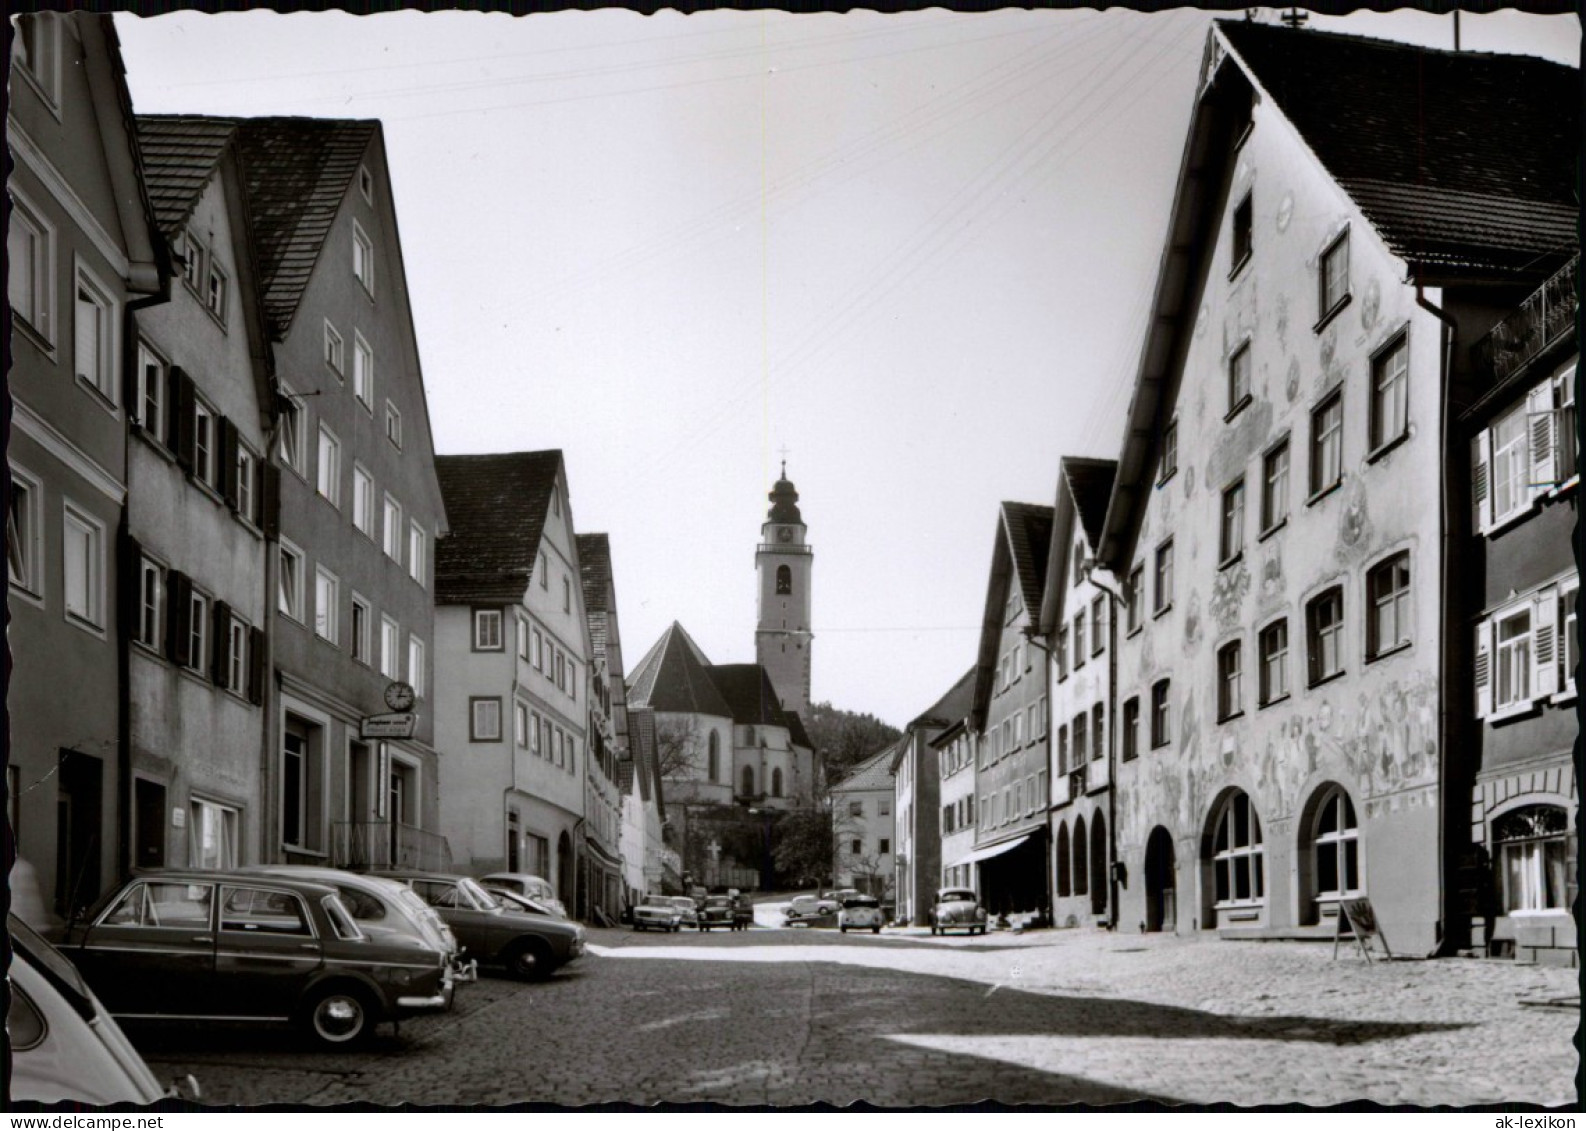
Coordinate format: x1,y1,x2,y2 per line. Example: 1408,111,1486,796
1112,59,1450,951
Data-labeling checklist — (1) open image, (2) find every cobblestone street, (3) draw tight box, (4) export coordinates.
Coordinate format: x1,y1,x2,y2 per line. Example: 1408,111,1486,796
132,924,1578,1108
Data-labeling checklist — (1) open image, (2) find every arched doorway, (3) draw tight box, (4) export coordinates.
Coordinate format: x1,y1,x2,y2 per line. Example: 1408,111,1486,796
1073,815,1088,896
1144,825,1176,933
1090,813,1108,917
557,830,574,907
1055,822,1070,897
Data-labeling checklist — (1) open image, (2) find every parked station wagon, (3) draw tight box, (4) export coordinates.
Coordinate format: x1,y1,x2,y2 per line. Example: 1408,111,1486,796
60,872,450,1046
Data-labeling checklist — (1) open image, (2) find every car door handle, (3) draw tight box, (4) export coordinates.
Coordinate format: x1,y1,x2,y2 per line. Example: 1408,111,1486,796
299,943,320,952
191,936,213,944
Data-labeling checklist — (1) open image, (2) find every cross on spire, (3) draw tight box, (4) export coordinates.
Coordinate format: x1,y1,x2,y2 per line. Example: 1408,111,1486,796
777,445,791,478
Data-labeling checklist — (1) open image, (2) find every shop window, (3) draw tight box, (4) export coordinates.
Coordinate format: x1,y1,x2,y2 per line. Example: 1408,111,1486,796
1493,805,1570,912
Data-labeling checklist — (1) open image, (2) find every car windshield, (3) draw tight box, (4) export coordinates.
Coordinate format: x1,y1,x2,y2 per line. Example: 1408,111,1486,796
842,897,879,908
668,899,696,911
940,889,977,903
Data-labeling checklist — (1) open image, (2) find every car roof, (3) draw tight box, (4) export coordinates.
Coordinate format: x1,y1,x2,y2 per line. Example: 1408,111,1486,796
239,866,406,892
372,870,469,882
125,870,340,897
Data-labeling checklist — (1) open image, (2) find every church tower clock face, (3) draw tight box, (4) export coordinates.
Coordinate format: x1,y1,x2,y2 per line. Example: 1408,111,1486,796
756,462,813,719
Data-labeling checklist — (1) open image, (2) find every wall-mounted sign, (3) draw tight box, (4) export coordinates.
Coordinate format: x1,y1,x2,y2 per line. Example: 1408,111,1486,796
361,713,417,740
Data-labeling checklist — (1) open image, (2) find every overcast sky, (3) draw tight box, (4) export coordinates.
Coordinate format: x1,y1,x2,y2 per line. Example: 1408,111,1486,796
113,6,1578,730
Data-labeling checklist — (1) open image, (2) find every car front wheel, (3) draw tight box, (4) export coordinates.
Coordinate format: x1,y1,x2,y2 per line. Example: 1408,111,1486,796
304,986,375,1048
508,938,555,981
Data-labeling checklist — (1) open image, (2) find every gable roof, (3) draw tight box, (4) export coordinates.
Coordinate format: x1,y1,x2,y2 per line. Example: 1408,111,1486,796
1218,20,1578,279
576,533,613,663
627,707,662,811
833,743,899,793
1096,23,1579,576
72,16,169,295
971,502,1053,722
134,116,238,235
227,117,379,335
625,623,732,718
706,664,799,731
1039,457,1118,632
909,665,978,733
434,451,562,604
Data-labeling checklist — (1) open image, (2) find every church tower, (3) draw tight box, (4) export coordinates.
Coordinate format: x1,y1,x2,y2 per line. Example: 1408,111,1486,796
755,463,812,718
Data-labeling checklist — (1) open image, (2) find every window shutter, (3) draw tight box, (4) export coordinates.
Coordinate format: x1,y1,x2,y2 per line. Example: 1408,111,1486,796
247,626,266,705
171,367,197,472
1473,618,1493,719
218,418,239,509
1527,385,1557,497
167,570,192,666
1470,432,1491,535
208,600,230,686
260,461,280,538
1532,586,1559,699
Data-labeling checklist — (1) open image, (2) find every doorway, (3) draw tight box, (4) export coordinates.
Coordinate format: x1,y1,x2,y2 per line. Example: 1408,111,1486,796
133,778,167,870
55,750,103,917
1144,825,1176,933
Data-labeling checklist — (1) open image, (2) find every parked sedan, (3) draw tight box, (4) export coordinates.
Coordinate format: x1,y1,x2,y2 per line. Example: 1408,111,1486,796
9,913,199,1104
697,894,735,931
60,872,450,1046
929,887,989,936
378,871,584,980
631,894,683,932
838,895,884,934
783,894,824,924
478,873,568,919
665,896,700,929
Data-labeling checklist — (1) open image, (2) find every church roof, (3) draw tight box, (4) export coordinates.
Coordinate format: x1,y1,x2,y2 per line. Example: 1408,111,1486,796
707,664,800,732
434,451,562,605
767,464,803,525
626,623,732,718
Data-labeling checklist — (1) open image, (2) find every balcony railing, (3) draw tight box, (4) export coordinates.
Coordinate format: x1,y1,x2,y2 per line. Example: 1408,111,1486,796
756,543,812,555
1472,254,1579,384
331,820,452,873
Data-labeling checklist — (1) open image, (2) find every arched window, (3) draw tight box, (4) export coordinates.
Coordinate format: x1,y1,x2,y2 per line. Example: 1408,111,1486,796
741,765,755,798
771,768,783,797
1213,790,1264,906
776,565,792,595
1073,814,1089,896
1312,786,1360,901
1056,822,1071,897
707,732,720,782
1493,805,1569,912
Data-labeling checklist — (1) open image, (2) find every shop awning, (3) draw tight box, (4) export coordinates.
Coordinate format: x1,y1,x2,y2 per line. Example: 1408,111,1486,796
952,834,1031,869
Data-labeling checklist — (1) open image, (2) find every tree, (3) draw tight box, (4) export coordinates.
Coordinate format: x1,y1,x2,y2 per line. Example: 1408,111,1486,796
771,806,835,890
804,702,902,781
653,716,701,780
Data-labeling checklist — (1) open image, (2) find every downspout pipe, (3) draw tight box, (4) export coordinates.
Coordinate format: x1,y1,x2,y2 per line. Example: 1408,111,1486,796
1415,281,1458,959
1082,564,1127,930
119,284,171,883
